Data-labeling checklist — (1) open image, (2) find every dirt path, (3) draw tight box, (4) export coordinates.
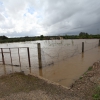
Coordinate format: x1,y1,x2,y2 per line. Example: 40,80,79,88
0,61,100,100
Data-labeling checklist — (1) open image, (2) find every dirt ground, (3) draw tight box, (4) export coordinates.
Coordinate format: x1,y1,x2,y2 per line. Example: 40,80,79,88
0,61,100,100
71,61,100,100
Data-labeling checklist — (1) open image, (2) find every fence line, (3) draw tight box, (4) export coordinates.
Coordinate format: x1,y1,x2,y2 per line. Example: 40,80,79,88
41,40,100,67
0,39,99,70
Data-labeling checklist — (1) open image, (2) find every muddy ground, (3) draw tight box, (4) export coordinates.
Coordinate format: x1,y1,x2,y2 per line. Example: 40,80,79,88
0,61,100,100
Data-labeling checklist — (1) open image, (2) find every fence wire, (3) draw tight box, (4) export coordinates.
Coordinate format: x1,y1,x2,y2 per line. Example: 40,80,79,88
0,39,99,69
41,40,99,67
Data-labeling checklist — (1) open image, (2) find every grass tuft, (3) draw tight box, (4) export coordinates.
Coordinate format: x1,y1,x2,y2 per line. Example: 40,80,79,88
93,85,100,100
88,66,93,71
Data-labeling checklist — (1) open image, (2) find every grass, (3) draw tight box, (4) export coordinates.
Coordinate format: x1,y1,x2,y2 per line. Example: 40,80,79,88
79,76,83,80
93,85,100,100
88,66,93,71
79,66,93,80
84,72,87,75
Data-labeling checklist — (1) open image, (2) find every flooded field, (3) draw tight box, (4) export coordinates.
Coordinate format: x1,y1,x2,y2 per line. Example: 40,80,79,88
0,39,100,87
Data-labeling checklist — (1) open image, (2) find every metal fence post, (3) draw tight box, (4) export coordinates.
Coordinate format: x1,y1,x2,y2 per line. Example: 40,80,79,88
82,42,84,53
37,43,42,68
1,48,5,65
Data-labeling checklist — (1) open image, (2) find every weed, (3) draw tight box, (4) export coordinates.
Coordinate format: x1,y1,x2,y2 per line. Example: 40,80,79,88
88,66,93,71
79,76,83,79
93,85,100,100
84,72,87,75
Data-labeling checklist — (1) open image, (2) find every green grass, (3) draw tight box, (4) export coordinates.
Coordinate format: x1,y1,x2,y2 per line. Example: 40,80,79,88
88,66,93,71
84,72,87,75
80,66,93,80
93,85,100,100
79,76,83,79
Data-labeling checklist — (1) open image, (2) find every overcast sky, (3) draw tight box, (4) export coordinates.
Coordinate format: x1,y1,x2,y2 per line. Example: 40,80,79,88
0,0,100,37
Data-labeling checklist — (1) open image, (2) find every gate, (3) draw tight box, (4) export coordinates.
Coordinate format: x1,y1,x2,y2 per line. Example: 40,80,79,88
0,47,31,68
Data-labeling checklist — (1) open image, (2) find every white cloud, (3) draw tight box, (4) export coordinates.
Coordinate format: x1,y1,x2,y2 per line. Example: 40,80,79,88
0,0,100,36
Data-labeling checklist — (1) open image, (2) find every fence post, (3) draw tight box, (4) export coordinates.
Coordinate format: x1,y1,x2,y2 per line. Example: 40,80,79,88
82,42,84,53
99,39,100,46
37,43,42,68
1,48,5,65
9,48,13,65
18,48,21,67
27,47,31,68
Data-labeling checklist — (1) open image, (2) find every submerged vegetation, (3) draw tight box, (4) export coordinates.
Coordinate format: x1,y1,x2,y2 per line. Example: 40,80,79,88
0,32,100,43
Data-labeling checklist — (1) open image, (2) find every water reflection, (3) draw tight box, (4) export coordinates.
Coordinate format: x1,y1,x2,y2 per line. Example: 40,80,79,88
82,53,84,58
71,39,74,46
39,69,43,76
29,67,31,73
11,65,14,73
34,47,100,87
3,65,6,75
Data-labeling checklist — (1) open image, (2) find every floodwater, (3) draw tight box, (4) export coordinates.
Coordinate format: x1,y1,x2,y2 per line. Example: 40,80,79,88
0,39,100,87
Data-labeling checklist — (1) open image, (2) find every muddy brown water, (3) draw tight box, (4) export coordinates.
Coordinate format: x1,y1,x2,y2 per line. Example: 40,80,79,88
0,39,100,87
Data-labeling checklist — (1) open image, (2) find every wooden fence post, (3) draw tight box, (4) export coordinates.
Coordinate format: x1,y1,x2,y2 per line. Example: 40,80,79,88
37,43,42,68
27,47,31,68
99,39,100,46
18,48,21,67
9,48,13,65
1,48,5,65
82,42,84,53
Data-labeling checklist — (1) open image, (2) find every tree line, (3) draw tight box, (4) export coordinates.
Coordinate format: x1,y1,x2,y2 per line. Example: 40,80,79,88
0,32,100,43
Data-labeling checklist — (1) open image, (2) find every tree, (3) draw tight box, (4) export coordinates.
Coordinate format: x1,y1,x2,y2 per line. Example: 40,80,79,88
0,35,8,40
40,35,44,40
79,32,89,38
85,33,89,38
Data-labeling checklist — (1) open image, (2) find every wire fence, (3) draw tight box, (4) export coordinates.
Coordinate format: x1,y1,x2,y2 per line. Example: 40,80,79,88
41,39,99,67
0,39,99,70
